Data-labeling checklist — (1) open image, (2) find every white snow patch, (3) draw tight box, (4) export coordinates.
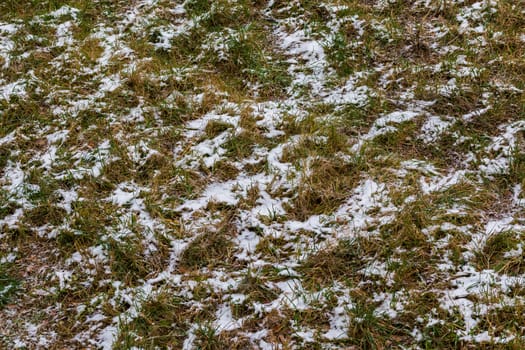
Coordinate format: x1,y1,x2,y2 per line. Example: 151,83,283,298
214,304,243,331
420,115,454,143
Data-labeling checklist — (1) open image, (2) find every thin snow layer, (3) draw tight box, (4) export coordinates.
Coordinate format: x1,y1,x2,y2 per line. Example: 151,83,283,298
214,304,243,331
323,76,371,106
2,0,525,348
335,179,395,236
420,115,454,143
352,110,421,152
479,121,525,175
0,79,26,100
441,266,523,336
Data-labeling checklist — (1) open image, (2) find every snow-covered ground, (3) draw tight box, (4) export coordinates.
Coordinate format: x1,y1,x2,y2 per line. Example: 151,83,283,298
0,0,524,348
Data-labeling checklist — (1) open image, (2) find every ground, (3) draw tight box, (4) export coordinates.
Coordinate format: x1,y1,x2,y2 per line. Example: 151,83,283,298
1,0,525,349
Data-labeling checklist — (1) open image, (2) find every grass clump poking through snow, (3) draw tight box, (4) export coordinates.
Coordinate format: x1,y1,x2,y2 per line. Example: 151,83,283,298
300,238,368,289
289,155,366,220
115,293,191,349
179,221,237,271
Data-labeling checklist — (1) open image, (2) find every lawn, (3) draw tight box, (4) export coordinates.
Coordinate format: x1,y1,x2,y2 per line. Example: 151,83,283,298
1,0,525,348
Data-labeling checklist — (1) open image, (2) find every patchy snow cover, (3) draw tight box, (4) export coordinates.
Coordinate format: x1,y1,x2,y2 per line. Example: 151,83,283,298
420,115,454,143
1,0,524,348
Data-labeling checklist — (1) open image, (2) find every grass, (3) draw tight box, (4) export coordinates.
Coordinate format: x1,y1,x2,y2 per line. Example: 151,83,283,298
194,323,229,350
237,269,280,304
288,155,365,220
179,224,236,271
0,262,19,309
475,230,523,274
346,298,406,349
300,238,368,289
208,24,291,99
1,0,525,348
115,292,191,349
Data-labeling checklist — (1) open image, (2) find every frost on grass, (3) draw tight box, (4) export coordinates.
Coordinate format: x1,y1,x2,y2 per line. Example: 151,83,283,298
1,0,525,349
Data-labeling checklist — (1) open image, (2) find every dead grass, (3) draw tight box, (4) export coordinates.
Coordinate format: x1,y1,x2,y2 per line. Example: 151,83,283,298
179,218,237,271
300,238,370,289
288,156,364,220
2,0,525,348
115,292,192,349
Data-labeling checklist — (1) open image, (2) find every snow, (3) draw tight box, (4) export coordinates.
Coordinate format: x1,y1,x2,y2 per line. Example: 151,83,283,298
324,304,350,340
420,170,466,194
3,163,26,194
56,189,78,214
420,116,453,143
351,110,421,152
2,0,525,348
214,304,243,331
279,29,326,65
48,6,80,19
0,80,26,100
333,178,394,238
323,76,371,106
98,326,117,350
55,270,73,290
55,21,75,47
178,180,239,211
110,184,137,206
98,75,122,93
486,217,514,236
373,292,406,319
